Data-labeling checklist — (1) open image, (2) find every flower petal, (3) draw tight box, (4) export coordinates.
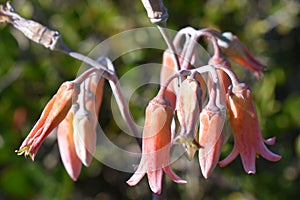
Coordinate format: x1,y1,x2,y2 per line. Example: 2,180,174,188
147,169,164,194
198,107,225,178
218,144,239,167
217,32,264,78
163,166,187,184
17,81,76,160
57,110,82,181
73,111,96,166
256,141,282,162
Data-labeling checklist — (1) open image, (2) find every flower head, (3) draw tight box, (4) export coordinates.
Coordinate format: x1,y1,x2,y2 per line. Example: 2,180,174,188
198,102,226,179
127,95,186,194
217,32,264,78
73,75,104,167
175,75,202,160
219,83,281,174
16,81,77,160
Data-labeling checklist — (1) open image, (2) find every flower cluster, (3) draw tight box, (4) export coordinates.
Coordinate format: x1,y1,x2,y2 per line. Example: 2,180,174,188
16,72,104,181
3,1,281,197
127,27,281,194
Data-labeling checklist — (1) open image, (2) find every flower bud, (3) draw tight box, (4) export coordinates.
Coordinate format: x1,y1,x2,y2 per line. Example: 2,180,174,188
217,32,264,78
198,104,226,178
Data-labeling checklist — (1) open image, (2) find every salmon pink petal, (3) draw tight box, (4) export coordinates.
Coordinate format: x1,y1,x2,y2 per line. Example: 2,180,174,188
57,111,82,181
16,81,76,160
218,145,239,167
126,161,147,187
163,166,187,184
257,142,282,162
73,111,96,166
217,32,264,78
147,169,164,194
239,147,257,174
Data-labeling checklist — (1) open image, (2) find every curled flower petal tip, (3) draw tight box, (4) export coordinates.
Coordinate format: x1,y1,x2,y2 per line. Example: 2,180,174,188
265,137,277,145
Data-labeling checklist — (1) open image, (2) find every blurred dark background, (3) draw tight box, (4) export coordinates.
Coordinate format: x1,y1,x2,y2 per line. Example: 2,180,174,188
0,0,299,199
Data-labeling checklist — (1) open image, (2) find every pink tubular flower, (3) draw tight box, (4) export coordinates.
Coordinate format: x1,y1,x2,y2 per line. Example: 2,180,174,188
198,101,226,179
73,75,104,167
16,81,77,160
58,74,104,180
127,95,186,194
175,75,202,160
197,66,227,178
219,83,281,174
217,32,264,78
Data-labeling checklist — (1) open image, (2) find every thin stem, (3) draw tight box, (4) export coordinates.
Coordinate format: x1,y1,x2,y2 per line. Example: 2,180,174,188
215,65,240,87
190,65,223,108
56,41,116,82
195,30,222,58
173,27,196,52
157,25,181,72
173,27,198,70
96,57,142,148
158,70,191,100
181,35,197,70
73,67,98,85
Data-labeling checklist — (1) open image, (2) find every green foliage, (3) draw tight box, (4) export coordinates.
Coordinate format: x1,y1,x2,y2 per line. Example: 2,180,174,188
0,0,299,199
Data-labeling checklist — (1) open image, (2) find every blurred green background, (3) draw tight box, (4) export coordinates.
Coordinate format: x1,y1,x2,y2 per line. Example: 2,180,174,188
0,0,299,199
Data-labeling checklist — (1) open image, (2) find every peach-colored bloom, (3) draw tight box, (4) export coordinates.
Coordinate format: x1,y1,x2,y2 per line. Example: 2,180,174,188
127,96,186,194
198,104,226,179
57,108,82,181
16,81,77,160
219,83,281,173
175,75,202,160
217,32,264,78
73,75,104,166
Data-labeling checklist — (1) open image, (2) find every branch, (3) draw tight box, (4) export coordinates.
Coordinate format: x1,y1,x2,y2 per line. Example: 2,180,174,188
0,1,141,145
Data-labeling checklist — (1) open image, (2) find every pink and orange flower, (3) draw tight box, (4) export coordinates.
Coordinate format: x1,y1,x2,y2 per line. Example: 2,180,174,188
219,83,281,173
127,93,186,194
